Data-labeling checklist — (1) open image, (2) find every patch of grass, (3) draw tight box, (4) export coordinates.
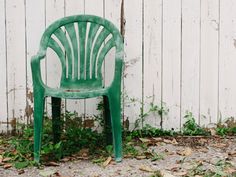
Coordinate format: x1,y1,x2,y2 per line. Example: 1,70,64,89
1,114,106,168
126,124,176,139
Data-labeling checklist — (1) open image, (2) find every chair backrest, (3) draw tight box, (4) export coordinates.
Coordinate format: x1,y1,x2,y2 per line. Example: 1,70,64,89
39,15,123,89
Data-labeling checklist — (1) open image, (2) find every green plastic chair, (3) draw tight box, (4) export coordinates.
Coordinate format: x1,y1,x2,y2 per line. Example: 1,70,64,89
31,15,124,163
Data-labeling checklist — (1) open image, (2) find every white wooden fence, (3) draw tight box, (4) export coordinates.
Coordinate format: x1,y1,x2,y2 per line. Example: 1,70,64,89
0,0,236,132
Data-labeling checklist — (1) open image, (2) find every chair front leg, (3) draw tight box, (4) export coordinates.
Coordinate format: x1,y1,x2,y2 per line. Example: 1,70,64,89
107,91,122,162
34,91,45,163
51,97,62,144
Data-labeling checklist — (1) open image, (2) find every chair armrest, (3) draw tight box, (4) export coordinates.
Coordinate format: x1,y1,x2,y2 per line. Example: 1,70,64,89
110,59,124,89
31,52,47,88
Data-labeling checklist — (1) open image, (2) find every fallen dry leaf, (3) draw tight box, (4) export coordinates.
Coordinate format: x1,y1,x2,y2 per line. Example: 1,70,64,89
171,138,178,145
161,170,176,177
165,164,180,171
139,165,154,172
135,155,146,160
177,147,192,156
3,163,12,169
46,161,60,166
197,148,208,153
163,139,172,144
224,167,236,174
2,157,11,162
124,154,132,158
139,138,151,143
144,151,153,158
211,143,227,148
103,156,112,167
0,149,4,154
173,171,188,176
228,150,236,157
152,137,162,142
18,169,25,175
53,171,71,177
77,156,89,160
91,174,101,177
12,150,18,155
78,148,89,157
60,157,71,162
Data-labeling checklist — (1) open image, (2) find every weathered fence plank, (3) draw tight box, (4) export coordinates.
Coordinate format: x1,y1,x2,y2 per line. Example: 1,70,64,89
219,0,236,121
181,0,201,125
0,1,7,131
143,0,163,128
104,0,121,89
123,0,143,130
162,0,182,130
200,0,219,126
6,0,26,130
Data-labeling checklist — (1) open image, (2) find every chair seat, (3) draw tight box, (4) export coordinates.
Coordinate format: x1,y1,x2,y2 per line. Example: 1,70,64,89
45,86,108,99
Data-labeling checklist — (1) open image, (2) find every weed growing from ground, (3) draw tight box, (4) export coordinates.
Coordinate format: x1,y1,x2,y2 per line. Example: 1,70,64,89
182,111,209,136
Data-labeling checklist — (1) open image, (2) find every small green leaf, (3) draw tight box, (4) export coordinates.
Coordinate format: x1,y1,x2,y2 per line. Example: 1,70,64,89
15,161,29,169
54,141,62,149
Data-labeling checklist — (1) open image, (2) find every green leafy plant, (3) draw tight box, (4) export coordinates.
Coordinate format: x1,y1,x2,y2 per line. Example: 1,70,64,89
134,101,169,130
216,117,236,136
182,111,209,136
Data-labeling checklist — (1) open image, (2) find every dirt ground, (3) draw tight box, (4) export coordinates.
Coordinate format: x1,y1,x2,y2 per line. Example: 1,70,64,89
0,136,236,177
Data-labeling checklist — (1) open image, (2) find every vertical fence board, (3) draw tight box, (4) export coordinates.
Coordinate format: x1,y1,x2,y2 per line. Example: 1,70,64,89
25,0,45,124
181,0,200,124
104,0,121,88
65,0,85,117
162,0,181,130
45,0,65,116
123,0,143,130
6,0,26,129
104,0,122,128
219,0,236,121
0,1,7,131
143,0,162,128
200,0,219,126
84,0,104,120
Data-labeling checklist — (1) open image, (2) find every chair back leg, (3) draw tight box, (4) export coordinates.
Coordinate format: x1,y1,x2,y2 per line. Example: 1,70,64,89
51,97,62,144
103,96,113,145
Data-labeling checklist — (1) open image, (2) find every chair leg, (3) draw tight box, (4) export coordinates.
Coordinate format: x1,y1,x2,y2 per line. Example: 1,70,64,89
51,97,61,144
108,92,122,162
103,96,112,145
33,92,45,163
